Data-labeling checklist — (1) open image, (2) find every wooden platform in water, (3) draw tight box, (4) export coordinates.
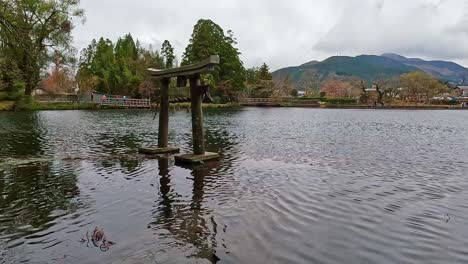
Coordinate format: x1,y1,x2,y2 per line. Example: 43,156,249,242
138,146,180,154
174,152,220,164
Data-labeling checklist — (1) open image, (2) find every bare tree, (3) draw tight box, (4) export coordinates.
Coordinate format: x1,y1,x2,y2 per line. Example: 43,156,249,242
374,76,400,108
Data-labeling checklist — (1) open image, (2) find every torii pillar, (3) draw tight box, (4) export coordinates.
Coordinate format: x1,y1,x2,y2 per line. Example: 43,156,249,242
139,55,221,164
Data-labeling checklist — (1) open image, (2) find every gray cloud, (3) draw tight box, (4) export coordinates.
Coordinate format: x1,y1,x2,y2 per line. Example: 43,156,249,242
73,0,468,70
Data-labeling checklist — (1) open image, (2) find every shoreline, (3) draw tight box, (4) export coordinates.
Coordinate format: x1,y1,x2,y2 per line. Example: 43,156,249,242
1,101,466,111
0,101,242,111
252,103,466,110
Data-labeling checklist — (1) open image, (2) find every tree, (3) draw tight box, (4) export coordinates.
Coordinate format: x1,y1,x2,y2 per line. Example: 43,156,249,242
258,63,272,80
357,80,368,103
245,67,259,84
244,66,276,98
374,76,400,107
161,40,175,69
400,72,448,103
0,0,84,95
291,88,298,97
43,56,75,94
248,80,276,98
320,79,361,99
138,80,156,99
77,35,166,98
400,72,448,104
182,19,245,99
278,75,293,97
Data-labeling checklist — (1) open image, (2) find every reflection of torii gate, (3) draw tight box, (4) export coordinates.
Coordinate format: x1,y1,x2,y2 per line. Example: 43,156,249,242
139,55,221,163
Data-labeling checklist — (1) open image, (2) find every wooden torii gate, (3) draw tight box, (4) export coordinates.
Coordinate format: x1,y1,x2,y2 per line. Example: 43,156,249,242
139,55,221,163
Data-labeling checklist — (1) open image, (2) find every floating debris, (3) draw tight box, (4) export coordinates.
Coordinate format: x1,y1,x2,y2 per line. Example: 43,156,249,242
80,227,115,251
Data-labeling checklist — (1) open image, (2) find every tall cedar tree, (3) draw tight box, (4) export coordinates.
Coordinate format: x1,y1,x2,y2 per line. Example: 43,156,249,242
161,40,175,69
182,19,245,98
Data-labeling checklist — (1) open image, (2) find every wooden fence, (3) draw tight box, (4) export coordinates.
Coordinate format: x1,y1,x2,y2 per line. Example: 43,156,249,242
99,97,151,108
239,98,320,106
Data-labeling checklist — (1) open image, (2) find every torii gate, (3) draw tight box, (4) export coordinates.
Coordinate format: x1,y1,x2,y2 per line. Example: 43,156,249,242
139,55,221,163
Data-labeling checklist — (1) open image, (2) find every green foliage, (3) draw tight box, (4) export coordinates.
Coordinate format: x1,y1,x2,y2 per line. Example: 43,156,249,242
429,99,459,105
248,80,276,98
245,63,276,98
0,81,25,101
161,40,175,69
272,55,420,89
182,19,245,99
258,63,272,80
297,96,322,100
0,101,15,111
400,71,449,103
77,34,166,98
18,102,98,111
0,0,84,95
322,97,357,104
291,89,298,97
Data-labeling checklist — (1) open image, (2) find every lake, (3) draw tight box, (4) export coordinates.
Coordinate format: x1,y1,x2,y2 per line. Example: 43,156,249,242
1,108,468,264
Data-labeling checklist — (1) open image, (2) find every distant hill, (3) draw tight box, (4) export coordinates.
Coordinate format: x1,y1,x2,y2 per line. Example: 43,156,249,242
380,53,468,82
273,54,468,89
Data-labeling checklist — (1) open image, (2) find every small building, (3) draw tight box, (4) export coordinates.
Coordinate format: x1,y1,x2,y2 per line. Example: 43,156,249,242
458,86,468,97
32,87,46,96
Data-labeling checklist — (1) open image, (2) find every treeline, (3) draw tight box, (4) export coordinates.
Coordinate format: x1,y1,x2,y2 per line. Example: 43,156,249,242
76,34,172,98
244,63,295,98
1,0,453,105
1,0,251,102
318,71,452,106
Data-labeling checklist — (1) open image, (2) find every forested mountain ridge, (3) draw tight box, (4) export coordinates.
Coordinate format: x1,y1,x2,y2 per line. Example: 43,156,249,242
273,54,468,89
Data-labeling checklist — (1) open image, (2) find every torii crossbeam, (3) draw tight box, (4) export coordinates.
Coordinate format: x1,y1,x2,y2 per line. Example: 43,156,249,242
139,55,221,163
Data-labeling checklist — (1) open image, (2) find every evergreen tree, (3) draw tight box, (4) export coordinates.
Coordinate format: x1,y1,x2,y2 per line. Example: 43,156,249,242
182,19,245,98
77,35,168,98
161,40,175,69
258,63,272,80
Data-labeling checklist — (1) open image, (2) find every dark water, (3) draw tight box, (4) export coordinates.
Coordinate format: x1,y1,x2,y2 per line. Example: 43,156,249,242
0,108,468,264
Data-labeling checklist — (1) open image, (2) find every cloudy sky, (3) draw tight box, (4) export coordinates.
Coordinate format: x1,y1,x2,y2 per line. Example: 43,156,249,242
73,0,468,70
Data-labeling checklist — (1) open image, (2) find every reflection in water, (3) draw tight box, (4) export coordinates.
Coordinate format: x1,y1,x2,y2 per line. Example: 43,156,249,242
153,158,221,263
0,112,45,156
0,112,79,246
2,109,468,264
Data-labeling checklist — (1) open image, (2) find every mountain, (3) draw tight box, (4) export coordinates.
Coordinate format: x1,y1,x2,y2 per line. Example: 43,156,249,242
273,54,468,89
380,53,468,82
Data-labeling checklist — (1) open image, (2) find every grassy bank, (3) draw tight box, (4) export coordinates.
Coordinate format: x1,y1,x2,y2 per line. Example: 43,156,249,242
19,102,99,110
0,101,100,111
0,101,15,111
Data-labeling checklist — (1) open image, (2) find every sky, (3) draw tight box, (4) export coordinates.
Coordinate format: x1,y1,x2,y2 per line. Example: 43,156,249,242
72,0,468,70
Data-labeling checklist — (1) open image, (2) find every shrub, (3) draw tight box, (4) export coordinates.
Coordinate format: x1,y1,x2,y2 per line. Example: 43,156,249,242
297,96,322,100
322,97,357,104
429,99,459,105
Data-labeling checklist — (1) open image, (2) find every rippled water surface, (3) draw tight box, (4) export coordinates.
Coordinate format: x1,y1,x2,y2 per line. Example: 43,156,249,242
1,108,468,263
